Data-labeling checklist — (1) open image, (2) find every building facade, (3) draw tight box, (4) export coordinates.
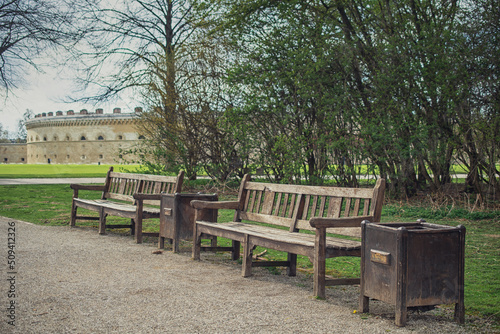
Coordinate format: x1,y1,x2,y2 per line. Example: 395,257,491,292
0,143,27,164
1,107,144,164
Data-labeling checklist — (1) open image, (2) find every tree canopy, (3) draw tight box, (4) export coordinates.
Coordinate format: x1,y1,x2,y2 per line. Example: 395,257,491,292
2,0,498,201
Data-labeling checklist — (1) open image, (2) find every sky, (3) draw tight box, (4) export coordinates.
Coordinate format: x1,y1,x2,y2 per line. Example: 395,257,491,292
1,66,137,136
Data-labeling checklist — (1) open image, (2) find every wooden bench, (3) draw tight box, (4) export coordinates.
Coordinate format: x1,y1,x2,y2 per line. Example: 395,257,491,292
70,167,184,243
191,174,385,299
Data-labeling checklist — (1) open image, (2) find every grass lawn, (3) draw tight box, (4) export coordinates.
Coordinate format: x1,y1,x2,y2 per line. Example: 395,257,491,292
0,163,482,179
0,181,498,330
0,164,142,178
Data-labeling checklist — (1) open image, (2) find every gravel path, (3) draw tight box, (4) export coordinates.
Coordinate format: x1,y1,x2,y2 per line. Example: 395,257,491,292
0,217,481,333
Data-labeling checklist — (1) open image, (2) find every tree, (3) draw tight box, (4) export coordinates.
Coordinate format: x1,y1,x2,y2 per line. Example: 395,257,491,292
0,0,76,94
214,0,498,200
0,122,9,142
76,0,236,180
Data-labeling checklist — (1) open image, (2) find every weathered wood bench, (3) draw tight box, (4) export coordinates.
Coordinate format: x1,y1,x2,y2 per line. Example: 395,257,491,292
191,174,385,299
70,167,184,243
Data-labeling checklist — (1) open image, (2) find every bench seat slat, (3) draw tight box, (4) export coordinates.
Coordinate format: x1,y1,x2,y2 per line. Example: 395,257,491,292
196,221,360,251
73,199,160,215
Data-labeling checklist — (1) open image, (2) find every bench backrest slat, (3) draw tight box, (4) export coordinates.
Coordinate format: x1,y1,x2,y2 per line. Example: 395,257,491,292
236,175,385,235
101,169,184,205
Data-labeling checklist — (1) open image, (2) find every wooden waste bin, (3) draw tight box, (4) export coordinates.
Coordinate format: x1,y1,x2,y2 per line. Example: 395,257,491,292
359,220,465,326
159,193,218,253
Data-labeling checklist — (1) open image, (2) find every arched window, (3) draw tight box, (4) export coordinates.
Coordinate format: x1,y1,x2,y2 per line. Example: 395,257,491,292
117,135,123,140
53,135,58,141
97,135,104,140
66,135,71,141
43,136,47,141
80,136,86,141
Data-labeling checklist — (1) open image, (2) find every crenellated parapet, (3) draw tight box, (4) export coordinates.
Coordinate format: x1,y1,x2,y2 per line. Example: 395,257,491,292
26,107,142,130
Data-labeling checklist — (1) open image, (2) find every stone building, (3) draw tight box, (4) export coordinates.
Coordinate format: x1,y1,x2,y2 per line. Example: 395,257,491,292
0,143,27,164
1,107,144,164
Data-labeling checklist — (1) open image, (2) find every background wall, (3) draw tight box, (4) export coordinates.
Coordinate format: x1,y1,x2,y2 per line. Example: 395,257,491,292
0,144,27,164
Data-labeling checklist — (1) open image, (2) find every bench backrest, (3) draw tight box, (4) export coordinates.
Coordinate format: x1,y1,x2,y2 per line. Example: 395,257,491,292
235,174,385,234
102,167,184,206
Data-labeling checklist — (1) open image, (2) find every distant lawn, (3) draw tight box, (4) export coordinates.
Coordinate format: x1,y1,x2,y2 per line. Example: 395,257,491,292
0,163,480,179
0,164,142,178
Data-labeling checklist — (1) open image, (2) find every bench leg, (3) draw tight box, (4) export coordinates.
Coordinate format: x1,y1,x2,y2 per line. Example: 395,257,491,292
210,236,217,247
158,236,165,249
455,301,465,324
242,235,252,277
232,240,240,261
360,295,370,313
135,215,143,244
98,208,106,235
192,224,201,260
172,236,180,253
70,200,77,227
313,227,327,299
130,219,135,236
287,253,297,276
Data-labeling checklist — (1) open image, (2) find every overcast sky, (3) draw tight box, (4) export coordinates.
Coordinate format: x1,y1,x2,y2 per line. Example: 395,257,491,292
1,66,137,135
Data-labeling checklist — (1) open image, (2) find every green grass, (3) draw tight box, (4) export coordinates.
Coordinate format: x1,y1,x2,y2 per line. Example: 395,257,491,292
1,163,481,179
0,164,145,178
0,181,498,329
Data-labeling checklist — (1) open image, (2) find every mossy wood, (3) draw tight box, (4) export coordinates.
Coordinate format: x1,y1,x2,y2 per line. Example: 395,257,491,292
191,174,385,299
70,166,184,243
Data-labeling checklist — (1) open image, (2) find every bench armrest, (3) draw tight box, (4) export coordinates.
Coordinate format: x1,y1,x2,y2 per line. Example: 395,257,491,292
133,193,162,201
309,216,374,229
70,184,106,198
70,184,106,191
191,200,240,210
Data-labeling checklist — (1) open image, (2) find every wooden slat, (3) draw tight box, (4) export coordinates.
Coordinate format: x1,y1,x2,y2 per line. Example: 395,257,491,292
240,212,293,228
318,195,327,217
302,195,311,220
330,197,342,218
262,190,275,215
275,193,283,216
288,194,296,218
105,192,134,202
282,193,289,217
311,195,318,217
245,181,375,198
290,194,304,232
109,172,177,182
249,190,257,212
244,188,252,212
118,178,126,194
256,190,263,213
353,198,361,216
196,221,360,250
343,198,352,217
363,199,370,215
